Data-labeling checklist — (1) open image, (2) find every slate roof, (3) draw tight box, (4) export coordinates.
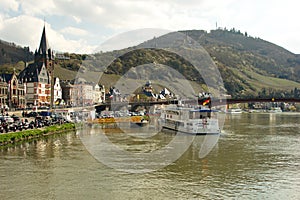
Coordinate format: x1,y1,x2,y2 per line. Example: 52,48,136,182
0,74,13,83
18,62,49,83
60,80,75,88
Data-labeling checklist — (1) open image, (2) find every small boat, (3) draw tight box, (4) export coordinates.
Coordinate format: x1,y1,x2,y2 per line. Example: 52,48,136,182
226,108,243,114
130,119,149,127
160,105,220,135
268,107,282,113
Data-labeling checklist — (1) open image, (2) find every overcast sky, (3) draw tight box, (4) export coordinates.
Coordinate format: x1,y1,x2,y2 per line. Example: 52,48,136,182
0,0,299,54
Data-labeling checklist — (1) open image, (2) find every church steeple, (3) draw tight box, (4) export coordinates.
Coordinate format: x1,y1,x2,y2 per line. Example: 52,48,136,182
38,25,50,56
34,25,54,73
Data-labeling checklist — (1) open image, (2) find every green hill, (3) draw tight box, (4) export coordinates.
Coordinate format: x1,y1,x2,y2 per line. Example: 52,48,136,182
0,39,33,65
85,29,300,98
1,29,300,99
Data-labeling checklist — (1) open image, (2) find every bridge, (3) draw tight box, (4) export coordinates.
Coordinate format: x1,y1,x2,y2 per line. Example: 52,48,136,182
95,98,300,112
216,98,300,105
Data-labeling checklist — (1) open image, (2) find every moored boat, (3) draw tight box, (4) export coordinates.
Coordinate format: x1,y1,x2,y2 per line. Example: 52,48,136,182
160,105,220,135
268,107,282,113
130,119,149,127
226,108,243,114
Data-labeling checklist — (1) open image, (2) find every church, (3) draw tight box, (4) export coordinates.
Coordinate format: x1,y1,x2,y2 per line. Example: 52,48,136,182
19,25,55,107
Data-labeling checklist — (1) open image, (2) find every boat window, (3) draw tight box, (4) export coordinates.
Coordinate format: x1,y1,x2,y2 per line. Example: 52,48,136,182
178,122,184,127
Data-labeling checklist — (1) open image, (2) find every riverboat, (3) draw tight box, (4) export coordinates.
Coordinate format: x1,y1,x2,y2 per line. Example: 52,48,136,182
160,105,220,135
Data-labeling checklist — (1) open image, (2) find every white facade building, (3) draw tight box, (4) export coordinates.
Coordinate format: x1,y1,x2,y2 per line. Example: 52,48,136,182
93,84,105,104
53,77,62,104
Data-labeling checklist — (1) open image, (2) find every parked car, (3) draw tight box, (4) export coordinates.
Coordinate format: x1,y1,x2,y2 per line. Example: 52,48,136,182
8,123,17,132
43,119,52,126
36,120,44,128
4,116,14,123
26,112,38,118
29,121,35,129
11,115,20,122
21,121,30,130
15,122,23,131
38,106,49,110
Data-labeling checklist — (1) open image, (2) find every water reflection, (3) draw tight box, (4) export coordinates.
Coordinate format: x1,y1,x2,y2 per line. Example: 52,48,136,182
78,125,219,173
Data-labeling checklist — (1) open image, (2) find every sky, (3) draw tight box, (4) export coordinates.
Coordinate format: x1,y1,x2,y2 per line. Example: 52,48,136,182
0,0,299,54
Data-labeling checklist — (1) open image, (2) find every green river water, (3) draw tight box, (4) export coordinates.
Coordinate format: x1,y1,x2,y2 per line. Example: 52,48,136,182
0,113,299,199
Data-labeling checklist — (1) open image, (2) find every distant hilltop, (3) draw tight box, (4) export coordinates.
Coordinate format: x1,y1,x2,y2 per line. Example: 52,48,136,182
0,39,33,67
1,28,300,99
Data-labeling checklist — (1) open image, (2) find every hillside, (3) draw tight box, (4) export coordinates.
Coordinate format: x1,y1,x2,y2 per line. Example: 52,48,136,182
192,29,300,98
0,39,33,65
83,29,300,98
184,29,300,79
1,29,300,99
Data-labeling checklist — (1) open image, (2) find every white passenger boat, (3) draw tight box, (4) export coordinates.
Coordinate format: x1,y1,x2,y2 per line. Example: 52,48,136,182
160,105,220,135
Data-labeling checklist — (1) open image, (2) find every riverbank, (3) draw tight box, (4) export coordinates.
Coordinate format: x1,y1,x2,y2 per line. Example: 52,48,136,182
0,123,76,147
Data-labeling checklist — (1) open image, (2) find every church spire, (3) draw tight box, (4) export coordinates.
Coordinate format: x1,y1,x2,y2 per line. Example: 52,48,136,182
34,25,54,76
38,25,50,55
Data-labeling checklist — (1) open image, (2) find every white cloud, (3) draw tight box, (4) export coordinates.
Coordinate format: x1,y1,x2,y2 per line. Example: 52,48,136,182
19,0,56,16
60,27,89,37
72,16,82,23
45,24,97,53
0,15,3,30
0,15,43,48
53,0,105,22
0,15,95,53
0,0,19,12
0,0,300,53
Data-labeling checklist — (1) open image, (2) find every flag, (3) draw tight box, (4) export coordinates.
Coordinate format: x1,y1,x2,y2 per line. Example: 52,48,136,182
202,98,210,105
199,97,211,105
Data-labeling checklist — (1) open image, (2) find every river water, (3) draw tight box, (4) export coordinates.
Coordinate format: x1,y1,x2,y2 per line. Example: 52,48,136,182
0,113,299,199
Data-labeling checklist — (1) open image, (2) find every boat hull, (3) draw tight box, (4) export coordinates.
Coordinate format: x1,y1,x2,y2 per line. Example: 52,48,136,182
161,118,220,135
162,125,220,135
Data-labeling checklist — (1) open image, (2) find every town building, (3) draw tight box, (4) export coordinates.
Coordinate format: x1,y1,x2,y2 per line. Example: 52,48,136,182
93,84,106,104
0,78,7,110
53,77,62,105
73,78,94,106
19,25,54,107
0,71,26,109
61,79,106,107
60,80,75,107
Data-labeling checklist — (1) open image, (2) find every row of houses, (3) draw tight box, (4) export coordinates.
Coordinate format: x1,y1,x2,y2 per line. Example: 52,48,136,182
0,71,106,110
60,79,105,107
0,26,106,110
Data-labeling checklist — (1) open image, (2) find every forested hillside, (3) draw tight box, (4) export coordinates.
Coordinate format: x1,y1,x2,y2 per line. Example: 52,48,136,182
1,29,300,98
